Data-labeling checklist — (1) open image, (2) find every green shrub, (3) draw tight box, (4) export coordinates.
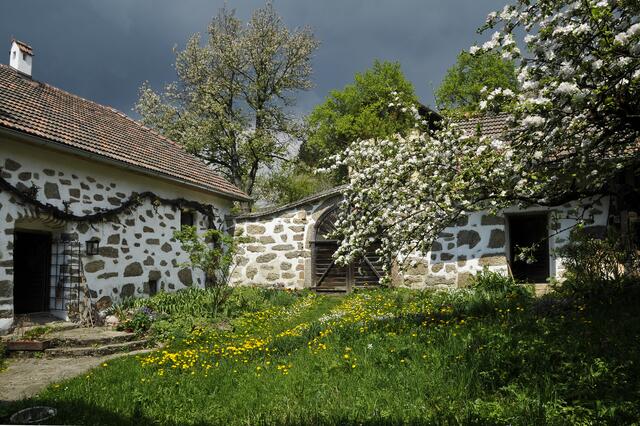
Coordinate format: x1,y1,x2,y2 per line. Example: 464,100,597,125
129,288,221,318
555,227,636,300
117,287,238,319
126,287,303,320
173,227,249,316
224,287,272,315
471,268,531,297
558,227,627,284
108,286,305,341
117,309,155,335
148,317,200,342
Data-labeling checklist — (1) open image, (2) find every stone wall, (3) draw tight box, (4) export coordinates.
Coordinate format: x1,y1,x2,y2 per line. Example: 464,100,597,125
231,191,610,290
406,199,609,288
0,135,234,332
397,211,513,288
230,192,341,288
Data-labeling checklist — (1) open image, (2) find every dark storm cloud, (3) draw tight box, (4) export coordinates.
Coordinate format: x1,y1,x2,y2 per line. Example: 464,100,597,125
0,0,508,117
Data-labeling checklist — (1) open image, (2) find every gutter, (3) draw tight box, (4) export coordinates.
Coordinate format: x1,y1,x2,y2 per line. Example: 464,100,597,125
0,126,251,202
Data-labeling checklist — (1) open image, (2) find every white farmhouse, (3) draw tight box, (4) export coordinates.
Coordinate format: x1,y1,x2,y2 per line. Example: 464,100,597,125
0,41,249,333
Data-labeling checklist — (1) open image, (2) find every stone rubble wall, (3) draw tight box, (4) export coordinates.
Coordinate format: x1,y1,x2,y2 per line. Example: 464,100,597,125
397,198,609,288
0,136,233,332
230,195,340,288
231,193,610,290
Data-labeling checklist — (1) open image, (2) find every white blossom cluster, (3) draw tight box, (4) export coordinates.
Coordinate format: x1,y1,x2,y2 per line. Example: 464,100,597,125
475,0,640,205
328,0,640,280
324,95,515,277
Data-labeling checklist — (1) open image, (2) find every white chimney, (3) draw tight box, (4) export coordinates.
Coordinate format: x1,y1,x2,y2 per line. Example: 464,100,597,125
9,39,33,76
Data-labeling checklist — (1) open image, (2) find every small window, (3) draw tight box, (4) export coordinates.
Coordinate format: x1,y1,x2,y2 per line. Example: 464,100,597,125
12,51,16,59
148,280,158,296
180,210,195,228
22,52,27,61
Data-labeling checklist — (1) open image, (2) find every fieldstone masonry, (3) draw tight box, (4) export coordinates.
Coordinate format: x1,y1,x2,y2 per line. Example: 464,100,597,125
0,139,232,333
231,191,610,290
231,193,342,288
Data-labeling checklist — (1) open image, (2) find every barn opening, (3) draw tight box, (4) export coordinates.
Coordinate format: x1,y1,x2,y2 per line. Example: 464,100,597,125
13,230,52,314
507,213,550,283
311,208,384,292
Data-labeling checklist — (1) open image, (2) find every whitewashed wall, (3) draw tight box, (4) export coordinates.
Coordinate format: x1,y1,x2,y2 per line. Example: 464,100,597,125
398,199,609,287
0,135,234,332
230,193,340,288
232,193,610,290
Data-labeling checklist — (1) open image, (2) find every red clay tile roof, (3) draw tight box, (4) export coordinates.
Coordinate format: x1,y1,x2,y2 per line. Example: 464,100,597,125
0,64,249,200
453,112,510,139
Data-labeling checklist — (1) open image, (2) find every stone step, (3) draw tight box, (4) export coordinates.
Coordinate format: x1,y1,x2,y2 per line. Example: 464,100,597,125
2,323,79,344
10,314,79,334
46,327,137,347
43,339,151,358
313,286,348,293
7,321,80,337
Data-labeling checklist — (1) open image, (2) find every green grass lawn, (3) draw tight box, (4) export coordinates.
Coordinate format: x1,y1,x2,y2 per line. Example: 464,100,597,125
2,283,640,425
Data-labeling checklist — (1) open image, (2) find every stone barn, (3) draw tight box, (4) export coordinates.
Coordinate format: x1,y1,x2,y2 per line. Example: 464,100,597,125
231,115,612,292
0,42,248,333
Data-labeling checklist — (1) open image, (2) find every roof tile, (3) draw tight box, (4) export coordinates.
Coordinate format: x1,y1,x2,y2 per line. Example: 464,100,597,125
452,113,510,139
0,64,249,200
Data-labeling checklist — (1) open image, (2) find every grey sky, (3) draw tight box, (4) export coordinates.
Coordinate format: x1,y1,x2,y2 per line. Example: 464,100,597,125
0,0,508,118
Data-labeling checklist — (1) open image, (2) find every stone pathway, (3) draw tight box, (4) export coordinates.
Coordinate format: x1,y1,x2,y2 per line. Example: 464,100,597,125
0,348,154,402
1,324,156,402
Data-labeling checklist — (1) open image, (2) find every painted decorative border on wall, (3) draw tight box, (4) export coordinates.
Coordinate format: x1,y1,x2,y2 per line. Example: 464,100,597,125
0,136,234,333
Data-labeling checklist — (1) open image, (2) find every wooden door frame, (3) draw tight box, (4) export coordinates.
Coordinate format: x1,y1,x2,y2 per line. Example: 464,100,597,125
311,240,339,287
311,207,384,291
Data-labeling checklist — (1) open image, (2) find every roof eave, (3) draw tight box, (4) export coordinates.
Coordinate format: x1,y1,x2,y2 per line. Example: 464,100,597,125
233,185,346,221
0,125,252,202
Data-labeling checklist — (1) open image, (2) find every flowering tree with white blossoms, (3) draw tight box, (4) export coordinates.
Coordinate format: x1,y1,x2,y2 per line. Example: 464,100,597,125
329,0,640,277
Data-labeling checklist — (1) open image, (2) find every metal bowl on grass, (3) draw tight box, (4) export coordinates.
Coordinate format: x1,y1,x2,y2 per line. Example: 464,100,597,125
9,406,57,424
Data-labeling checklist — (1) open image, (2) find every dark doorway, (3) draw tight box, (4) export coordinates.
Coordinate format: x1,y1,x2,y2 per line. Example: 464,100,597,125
508,214,550,283
13,230,52,314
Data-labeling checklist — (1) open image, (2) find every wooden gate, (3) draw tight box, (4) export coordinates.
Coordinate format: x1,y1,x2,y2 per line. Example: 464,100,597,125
312,208,384,292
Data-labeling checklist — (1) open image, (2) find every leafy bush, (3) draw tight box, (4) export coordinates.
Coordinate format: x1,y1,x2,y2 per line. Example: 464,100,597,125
555,227,637,300
117,308,156,335
173,226,249,316
224,287,271,314
558,227,626,283
124,288,223,319
121,287,303,320
108,286,305,340
471,268,531,297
